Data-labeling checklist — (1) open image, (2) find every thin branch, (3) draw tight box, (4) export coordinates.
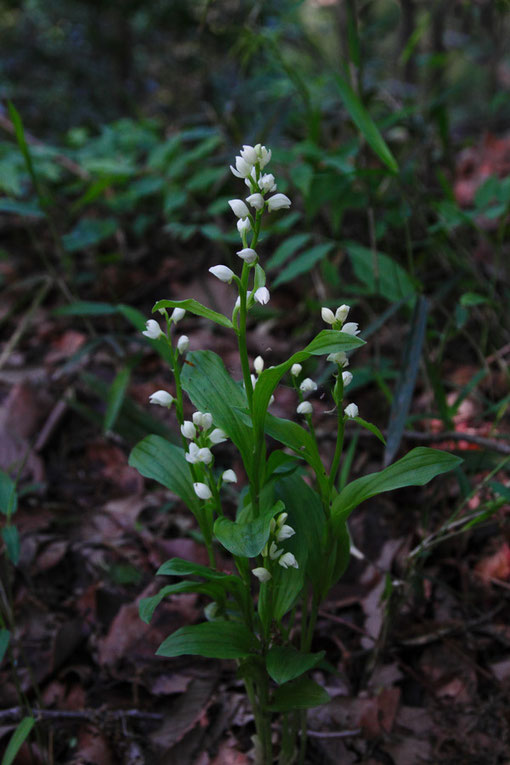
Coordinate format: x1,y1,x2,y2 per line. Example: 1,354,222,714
0,707,163,725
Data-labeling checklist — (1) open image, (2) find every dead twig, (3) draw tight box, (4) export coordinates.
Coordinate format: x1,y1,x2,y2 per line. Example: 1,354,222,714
0,706,163,725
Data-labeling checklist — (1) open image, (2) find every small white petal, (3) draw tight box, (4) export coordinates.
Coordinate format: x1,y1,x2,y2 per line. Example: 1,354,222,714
177,335,189,354
254,287,270,305
193,482,212,500
327,351,349,367
335,304,350,324
341,322,360,336
201,413,213,430
234,156,253,178
192,411,204,427
344,403,359,418
252,567,271,582
237,217,252,235
342,371,353,387
197,447,213,464
209,265,234,283
268,394,274,406
209,428,227,444
321,307,335,325
255,144,272,168
222,469,237,484
258,173,277,193
246,193,265,210
254,356,264,375
278,552,299,569
229,198,250,218
236,247,258,264
297,401,313,415
149,390,174,407
240,144,258,164
269,541,283,560
300,378,317,393
142,319,163,339
276,524,295,542
171,307,186,324
290,363,302,377
181,421,197,439
185,443,200,464
267,193,291,212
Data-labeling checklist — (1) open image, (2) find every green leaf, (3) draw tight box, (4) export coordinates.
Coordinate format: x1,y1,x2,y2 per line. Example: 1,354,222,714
332,448,463,533
354,417,386,446
344,242,415,301
266,233,312,271
459,292,489,308
1,717,35,765
273,242,335,287
139,581,223,624
104,366,131,432
0,471,17,516
214,501,284,558
152,299,233,329
334,73,398,174
263,414,326,492
2,526,20,565
181,351,253,477
384,296,428,465
269,676,330,711
62,217,117,253
0,198,44,218
266,645,325,685
0,629,10,665
252,331,364,437
129,436,199,515
157,621,258,659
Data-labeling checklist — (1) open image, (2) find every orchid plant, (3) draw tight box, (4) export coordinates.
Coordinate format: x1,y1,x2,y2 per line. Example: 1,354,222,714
130,144,461,764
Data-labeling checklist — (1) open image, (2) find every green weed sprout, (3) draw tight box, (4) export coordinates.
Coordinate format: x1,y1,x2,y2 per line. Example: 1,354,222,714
130,143,461,764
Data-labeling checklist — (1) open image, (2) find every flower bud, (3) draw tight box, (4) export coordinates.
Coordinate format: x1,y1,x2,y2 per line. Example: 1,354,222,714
335,304,350,324
209,428,227,444
290,363,302,377
276,524,295,542
342,371,353,387
192,411,204,427
177,335,189,354
344,403,359,418
276,512,288,527
199,412,213,430
142,319,163,339
279,552,299,569
267,193,291,212
230,156,253,178
228,199,250,218
342,322,360,336
209,265,234,283
181,421,197,439
185,443,200,464
252,567,271,582
297,401,313,415
237,217,251,235
149,390,174,407
171,307,186,324
254,287,270,305
327,351,349,367
269,541,283,560
236,248,258,264
258,173,277,193
321,307,335,325
255,144,272,168
300,378,317,393
193,482,212,500
222,469,237,484
254,355,264,375
197,447,213,464
240,144,258,164
246,193,265,210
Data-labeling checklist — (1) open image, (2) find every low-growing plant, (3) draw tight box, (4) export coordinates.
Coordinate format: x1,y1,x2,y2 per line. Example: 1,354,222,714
129,143,461,764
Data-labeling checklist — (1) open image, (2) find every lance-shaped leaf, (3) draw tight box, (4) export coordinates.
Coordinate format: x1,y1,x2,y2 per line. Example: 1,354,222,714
269,676,330,711
331,447,462,534
214,501,284,558
181,351,254,477
266,645,325,685
140,581,225,624
157,621,259,659
153,298,233,329
129,435,199,515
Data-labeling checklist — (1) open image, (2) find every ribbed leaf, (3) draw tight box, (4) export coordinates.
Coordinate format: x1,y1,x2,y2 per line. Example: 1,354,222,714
153,299,233,329
344,241,415,302
214,501,284,558
273,242,335,287
269,676,330,711
266,645,325,685
139,581,223,624
129,436,199,514
157,621,258,659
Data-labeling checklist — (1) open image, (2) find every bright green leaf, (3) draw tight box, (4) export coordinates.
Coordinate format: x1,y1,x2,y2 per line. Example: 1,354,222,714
152,299,233,329
354,416,386,445
157,621,258,659
214,501,284,558
139,581,223,624
266,645,325,685
104,367,131,432
1,716,35,765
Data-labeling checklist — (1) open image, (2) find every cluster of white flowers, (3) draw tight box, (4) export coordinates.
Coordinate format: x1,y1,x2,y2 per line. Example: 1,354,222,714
252,512,298,582
209,143,291,309
322,303,360,420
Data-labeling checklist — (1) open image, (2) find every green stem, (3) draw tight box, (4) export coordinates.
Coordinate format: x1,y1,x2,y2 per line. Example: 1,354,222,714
328,372,345,492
